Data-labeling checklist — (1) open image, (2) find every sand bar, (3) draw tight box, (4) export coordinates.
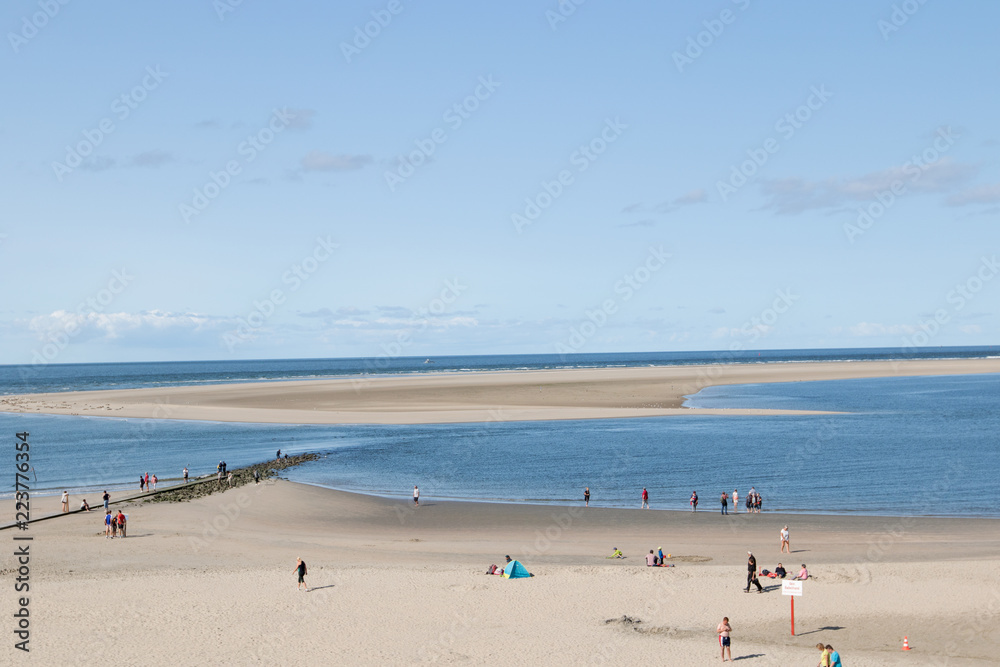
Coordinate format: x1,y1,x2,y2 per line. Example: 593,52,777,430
2,358,999,424
8,480,999,665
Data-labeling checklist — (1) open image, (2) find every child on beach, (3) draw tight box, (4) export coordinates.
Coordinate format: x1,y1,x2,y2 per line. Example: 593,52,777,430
690,490,698,511
717,617,732,661
607,547,624,559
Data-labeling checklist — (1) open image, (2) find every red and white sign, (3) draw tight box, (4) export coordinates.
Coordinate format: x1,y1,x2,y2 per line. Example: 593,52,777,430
782,580,803,596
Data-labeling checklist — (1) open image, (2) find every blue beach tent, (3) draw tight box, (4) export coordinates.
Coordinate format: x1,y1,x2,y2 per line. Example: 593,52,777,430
502,560,532,579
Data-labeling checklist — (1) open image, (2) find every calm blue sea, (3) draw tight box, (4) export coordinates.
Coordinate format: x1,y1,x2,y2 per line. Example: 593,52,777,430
1,348,998,518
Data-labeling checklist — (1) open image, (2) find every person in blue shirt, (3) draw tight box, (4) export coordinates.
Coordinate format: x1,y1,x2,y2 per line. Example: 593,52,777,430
826,644,842,666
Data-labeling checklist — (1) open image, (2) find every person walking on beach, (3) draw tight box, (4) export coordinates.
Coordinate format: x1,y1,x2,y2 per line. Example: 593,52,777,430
254,469,261,484
144,472,150,491
584,487,590,507
816,643,831,666
183,467,189,483
227,471,234,487
413,485,419,506
717,616,733,661
780,525,790,553
294,557,308,591
720,491,728,515
826,644,842,667
641,487,649,509
61,490,69,513
745,551,762,593
690,491,698,511
151,474,157,492
732,489,738,513
103,491,110,511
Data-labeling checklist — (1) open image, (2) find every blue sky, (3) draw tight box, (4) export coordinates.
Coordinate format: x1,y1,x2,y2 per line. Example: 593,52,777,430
2,0,998,364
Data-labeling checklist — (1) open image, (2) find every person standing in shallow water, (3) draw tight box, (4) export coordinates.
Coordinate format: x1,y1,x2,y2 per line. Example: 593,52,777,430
720,491,728,515
584,487,590,507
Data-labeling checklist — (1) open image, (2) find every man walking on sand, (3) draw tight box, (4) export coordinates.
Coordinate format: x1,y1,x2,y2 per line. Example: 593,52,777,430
413,485,419,506
294,557,308,591
641,487,649,509
717,616,732,661
745,551,762,593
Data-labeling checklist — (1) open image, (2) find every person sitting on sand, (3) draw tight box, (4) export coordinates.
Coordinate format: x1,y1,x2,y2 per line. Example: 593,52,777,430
794,564,809,580
646,550,657,566
80,499,91,512
607,547,624,559
774,563,786,578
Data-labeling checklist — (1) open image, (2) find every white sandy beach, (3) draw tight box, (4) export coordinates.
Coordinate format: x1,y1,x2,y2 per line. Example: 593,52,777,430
3,358,1000,424
5,481,999,665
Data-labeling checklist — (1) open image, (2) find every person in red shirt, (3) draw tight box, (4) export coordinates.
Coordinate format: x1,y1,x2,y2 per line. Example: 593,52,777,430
641,487,649,509
117,511,127,538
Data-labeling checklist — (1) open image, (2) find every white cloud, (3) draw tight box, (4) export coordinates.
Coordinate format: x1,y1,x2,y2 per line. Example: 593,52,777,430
947,182,1000,206
300,151,373,172
759,158,978,214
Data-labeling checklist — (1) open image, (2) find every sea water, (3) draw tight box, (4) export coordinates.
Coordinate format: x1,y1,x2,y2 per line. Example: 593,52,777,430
0,350,998,517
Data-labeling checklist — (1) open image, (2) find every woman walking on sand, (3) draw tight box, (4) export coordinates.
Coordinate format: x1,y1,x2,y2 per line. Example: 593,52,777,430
780,525,790,553
294,557,308,591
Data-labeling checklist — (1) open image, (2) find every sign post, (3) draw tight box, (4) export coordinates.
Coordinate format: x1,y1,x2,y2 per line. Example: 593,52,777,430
782,580,803,635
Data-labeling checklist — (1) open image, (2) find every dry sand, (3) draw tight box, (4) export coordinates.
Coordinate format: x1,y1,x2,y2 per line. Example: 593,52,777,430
6,481,999,665
3,358,1000,424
